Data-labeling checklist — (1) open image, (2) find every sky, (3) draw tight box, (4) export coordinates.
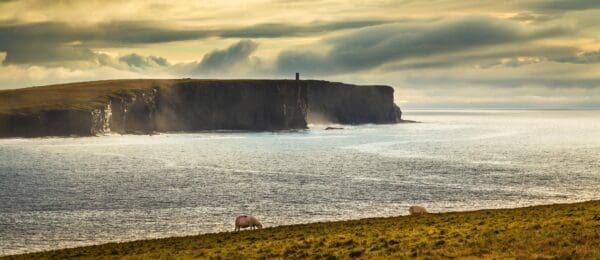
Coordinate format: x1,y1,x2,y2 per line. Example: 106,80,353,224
0,0,598,109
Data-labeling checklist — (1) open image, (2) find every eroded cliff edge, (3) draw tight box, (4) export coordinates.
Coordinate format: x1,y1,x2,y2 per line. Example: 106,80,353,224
0,79,402,138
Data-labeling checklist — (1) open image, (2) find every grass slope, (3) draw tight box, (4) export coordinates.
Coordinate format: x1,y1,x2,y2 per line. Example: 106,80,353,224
0,79,301,114
6,200,600,259
0,79,179,114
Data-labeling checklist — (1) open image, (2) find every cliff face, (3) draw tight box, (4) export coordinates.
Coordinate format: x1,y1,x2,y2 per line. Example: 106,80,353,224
153,81,308,132
0,79,401,138
0,110,95,137
305,81,401,124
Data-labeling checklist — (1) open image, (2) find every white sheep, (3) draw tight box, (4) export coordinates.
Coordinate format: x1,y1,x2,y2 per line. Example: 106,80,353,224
409,205,429,215
234,215,263,231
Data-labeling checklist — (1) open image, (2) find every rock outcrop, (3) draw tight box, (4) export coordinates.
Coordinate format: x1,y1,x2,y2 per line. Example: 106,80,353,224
0,79,402,138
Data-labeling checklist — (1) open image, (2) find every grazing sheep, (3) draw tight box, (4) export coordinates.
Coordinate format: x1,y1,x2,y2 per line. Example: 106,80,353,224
235,215,263,231
409,206,428,215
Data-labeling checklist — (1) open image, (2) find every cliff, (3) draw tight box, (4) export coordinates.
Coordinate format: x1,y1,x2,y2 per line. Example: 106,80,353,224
0,79,402,138
305,81,401,124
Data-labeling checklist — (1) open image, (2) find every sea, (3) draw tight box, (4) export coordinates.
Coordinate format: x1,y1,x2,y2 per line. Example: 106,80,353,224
1,109,599,255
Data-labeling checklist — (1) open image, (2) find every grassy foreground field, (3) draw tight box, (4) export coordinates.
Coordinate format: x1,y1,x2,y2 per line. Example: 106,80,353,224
7,201,600,259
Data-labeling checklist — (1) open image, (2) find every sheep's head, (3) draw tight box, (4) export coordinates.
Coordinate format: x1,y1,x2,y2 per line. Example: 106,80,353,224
257,223,263,229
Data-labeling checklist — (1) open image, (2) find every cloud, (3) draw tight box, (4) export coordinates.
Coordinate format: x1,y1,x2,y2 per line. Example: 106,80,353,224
405,75,600,89
384,59,600,90
381,45,580,70
0,21,211,65
195,40,260,75
510,12,559,23
0,63,142,90
275,16,568,74
221,20,390,38
2,44,97,65
551,50,600,64
530,0,600,12
0,19,389,65
118,53,170,70
396,84,600,109
275,51,332,74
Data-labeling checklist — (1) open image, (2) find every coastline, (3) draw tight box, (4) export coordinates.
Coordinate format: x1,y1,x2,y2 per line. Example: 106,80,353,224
5,200,599,259
0,79,402,138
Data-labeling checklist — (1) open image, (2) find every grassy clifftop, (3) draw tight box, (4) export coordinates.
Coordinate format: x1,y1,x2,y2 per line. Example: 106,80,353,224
0,79,250,114
0,79,397,115
7,200,600,259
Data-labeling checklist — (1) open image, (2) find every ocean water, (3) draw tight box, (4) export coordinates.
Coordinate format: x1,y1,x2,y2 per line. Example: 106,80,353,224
1,110,599,255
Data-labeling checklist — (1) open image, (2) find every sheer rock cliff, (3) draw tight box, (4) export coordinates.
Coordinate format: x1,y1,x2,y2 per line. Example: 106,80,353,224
0,79,402,137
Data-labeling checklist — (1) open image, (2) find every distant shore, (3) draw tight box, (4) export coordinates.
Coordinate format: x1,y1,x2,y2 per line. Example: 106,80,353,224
6,200,600,259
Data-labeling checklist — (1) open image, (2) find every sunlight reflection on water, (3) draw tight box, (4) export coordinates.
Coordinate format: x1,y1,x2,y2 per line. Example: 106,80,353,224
1,110,599,255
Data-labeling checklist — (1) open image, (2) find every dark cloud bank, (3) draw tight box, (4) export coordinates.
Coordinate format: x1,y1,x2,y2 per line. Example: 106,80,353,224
275,16,573,74
0,14,598,93
0,19,389,65
531,0,600,12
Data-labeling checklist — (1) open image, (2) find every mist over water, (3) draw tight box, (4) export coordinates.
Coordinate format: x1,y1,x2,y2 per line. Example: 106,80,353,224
1,110,599,255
